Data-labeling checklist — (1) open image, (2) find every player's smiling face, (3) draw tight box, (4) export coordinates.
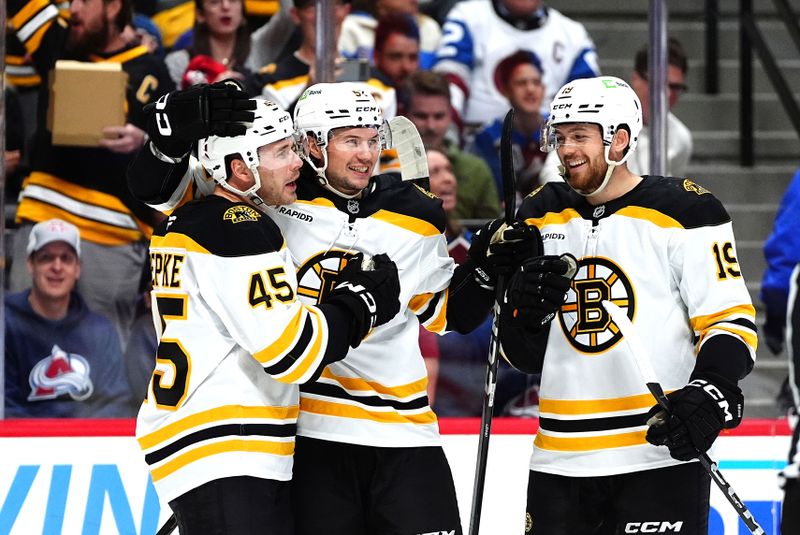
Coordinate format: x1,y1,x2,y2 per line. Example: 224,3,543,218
555,123,608,194
319,127,381,196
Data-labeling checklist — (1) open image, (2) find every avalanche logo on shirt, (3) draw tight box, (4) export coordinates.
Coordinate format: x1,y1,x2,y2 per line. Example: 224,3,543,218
296,250,358,303
28,344,94,401
558,256,635,354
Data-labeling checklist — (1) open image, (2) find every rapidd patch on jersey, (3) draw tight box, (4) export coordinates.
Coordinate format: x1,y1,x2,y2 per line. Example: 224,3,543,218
558,256,635,354
223,205,261,224
683,179,710,195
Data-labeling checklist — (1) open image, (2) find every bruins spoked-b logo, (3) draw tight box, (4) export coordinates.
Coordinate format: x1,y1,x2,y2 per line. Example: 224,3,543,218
296,250,358,303
558,257,635,353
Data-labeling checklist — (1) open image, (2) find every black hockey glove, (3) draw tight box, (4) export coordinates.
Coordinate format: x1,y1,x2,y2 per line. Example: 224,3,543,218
469,219,542,290
503,254,577,329
326,253,401,348
645,372,744,461
144,80,256,160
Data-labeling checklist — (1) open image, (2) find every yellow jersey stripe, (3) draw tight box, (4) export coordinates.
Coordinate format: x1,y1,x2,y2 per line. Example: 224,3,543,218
425,289,449,334
539,393,659,415
534,429,648,451
300,397,437,425
690,304,756,333
150,233,212,255
276,307,325,384
150,438,294,482
409,292,434,313
615,206,684,229
269,74,310,91
319,368,428,398
372,209,441,237
11,0,52,31
138,404,299,449
525,209,582,229
16,201,146,245
253,307,306,364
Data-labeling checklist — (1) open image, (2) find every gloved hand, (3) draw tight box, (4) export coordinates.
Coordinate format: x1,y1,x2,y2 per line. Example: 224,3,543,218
326,253,401,348
503,254,576,328
469,219,542,289
645,372,744,461
144,79,256,160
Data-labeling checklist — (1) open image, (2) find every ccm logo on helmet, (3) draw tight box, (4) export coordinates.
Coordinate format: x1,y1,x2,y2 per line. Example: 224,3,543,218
552,103,573,110
624,521,683,533
355,106,379,112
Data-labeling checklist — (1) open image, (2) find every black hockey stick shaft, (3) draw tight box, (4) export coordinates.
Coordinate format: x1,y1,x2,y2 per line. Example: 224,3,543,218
646,383,765,535
156,513,178,535
468,108,516,535
603,301,765,535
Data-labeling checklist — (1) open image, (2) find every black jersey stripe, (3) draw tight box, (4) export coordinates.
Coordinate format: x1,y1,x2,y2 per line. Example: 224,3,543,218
144,422,297,465
263,314,314,375
714,317,757,332
300,381,430,411
539,412,650,433
416,291,442,325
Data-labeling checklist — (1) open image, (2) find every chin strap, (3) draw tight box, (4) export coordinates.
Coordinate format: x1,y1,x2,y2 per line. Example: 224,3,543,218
560,138,631,198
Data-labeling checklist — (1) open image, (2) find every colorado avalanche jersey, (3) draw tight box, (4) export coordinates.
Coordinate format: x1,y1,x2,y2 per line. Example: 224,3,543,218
433,1,599,125
137,195,345,503
512,176,757,476
266,172,455,447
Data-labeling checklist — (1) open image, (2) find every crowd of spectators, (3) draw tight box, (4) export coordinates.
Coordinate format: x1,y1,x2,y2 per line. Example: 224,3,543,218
4,0,700,420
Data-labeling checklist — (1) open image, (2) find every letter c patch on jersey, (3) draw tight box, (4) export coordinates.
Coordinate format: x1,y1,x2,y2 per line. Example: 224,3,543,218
557,256,635,354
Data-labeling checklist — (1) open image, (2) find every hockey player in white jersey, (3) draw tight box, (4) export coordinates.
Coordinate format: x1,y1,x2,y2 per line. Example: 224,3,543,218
127,81,541,534
497,76,757,534
432,0,599,127
134,88,402,534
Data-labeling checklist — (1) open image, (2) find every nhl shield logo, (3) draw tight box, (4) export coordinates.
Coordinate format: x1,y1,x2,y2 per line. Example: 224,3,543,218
592,205,605,218
347,199,360,214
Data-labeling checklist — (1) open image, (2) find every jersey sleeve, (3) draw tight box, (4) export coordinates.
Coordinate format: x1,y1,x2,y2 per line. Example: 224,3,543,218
187,245,341,385
671,205,757,377
432,4,474,116
8,0,65,72
408,234,456,335
761,170,800,318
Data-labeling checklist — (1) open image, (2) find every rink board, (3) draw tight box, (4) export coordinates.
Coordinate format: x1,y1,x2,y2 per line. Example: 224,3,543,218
0,418,791,534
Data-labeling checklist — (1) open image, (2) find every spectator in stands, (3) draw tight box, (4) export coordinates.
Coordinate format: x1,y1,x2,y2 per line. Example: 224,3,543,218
373,13,420,114
627,37,693,177
339,0,441,68
469,50,548,199
123,285,158,408
165,0,261,95
432,0,599,130
4,219,133,418
780,251,800,533
404,71,500,220
7,0,174,346
258,0,397,119
424,148,529,416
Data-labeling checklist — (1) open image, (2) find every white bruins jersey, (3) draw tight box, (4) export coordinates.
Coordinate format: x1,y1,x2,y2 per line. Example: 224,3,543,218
433,1,599,125
267,172,455,447
136,195,345,503
513,177,757,477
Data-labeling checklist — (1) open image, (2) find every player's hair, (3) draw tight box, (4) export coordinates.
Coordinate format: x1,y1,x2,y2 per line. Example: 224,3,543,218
634,37,688,76
374,14,420,55
405,70,450,100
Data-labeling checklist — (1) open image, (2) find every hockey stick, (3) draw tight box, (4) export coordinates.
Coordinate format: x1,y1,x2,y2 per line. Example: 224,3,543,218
468,108,516,535
601,301,766,535
155,514,178,535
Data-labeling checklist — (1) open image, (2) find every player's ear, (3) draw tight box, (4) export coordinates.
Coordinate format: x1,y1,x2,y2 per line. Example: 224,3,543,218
610,127,630,159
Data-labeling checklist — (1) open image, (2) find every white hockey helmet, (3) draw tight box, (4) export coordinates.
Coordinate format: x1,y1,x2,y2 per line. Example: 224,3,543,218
293,82,387,183
540,76,642,197
198,99,295,203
